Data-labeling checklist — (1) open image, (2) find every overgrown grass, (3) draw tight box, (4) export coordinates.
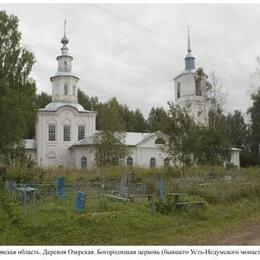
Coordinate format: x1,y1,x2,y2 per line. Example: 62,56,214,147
1,165,260,245
1,187,260,245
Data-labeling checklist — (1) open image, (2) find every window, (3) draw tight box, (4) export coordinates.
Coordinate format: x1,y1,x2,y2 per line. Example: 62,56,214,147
63,125,70,141
48,125,56,141
155,137,165,144
127,157,133,166
73,86,76,96
164,158,170,167
78,126,85,140
150,157,156,168
196,84,202,96
177,82,181,98
64,84,68,95
81,157,87,169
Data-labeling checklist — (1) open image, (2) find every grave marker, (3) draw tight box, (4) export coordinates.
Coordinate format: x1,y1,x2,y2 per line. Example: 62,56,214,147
57,177,65,198
159,178,166,200
75,191,87,212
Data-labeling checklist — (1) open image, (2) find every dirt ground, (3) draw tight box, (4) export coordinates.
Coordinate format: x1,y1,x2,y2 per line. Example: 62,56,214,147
207,221,260,245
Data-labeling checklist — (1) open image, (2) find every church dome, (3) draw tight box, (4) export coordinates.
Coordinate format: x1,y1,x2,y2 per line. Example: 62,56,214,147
61,35,69,45
43,102,86,112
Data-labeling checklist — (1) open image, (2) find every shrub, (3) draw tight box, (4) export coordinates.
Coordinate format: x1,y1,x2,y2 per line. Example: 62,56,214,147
5,164,37,183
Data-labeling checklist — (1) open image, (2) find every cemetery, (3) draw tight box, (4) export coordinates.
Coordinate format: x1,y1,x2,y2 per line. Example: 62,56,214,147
0,166,260,244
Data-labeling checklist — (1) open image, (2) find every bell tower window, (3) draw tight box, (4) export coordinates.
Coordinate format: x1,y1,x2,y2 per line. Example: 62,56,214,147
64,84,68,95
64,60,68,71
177,82,181,99
196,84,202,96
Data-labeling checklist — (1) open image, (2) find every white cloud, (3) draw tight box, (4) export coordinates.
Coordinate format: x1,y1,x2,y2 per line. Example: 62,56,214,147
1,3,259,117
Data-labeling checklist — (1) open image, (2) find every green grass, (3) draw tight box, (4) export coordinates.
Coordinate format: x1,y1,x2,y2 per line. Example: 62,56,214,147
1,188,260,245
1,165,260,245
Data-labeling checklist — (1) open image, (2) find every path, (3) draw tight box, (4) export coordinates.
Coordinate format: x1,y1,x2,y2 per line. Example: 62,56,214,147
207,222,260,245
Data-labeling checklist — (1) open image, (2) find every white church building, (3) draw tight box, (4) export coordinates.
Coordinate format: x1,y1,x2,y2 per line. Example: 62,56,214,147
25,27,241,169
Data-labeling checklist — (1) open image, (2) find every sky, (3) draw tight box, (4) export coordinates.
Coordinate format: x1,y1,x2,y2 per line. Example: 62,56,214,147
1,3,260,118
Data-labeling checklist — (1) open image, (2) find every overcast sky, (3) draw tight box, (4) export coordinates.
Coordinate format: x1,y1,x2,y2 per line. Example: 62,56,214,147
1,3,260,118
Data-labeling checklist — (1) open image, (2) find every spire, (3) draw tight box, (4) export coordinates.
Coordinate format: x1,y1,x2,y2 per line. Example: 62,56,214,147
187,26,191,54
61,19,69,46
184,26,195,70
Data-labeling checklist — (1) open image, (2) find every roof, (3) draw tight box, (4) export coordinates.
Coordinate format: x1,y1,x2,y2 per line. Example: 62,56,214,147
24,139,36,150
70,131,155,148
230,147,242,151
125,132,154,145
173,69,196,80
40,102,89,113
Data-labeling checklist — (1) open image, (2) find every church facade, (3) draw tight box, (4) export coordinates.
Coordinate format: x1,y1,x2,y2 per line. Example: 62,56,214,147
25,27,241,169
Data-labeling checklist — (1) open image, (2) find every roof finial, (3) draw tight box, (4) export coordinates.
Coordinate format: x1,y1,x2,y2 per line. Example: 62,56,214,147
187,26,191,54
64,19,67,37
61,19,69,45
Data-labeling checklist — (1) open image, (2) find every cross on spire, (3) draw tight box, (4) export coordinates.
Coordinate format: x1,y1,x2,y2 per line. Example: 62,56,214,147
187,26,191,54
64,19,67,37
61,19,69,45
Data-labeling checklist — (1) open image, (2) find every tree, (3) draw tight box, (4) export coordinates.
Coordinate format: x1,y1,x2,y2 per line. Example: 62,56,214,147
78,88,99,111
133,109,147,132
94,98,129,166
36,91,52,109
195,71,231,165
147,107,168,132
161,103,199,170
247,89,260,165
0,11,37,164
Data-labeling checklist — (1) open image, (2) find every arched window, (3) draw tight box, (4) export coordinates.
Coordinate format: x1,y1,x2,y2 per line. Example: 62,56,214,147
73,86,76,96
81,157,87,169
127,157,133,166
64,84,68,95
155,137,165,145
177,82,181,98
196,84,202,96
164,158,170,167
150,157,156,168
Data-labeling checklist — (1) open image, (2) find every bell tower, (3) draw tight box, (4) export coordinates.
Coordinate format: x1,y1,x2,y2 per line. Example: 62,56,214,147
174,28,210,126
50,20,79,103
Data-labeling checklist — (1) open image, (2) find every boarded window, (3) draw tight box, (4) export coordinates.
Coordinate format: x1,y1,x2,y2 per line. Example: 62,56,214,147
196,84,202,96
150,157,156,168
177,82,181,98
64,84,68,95
63,125,70,141
48,125,56,141
81,157,87,169
78,126,85,140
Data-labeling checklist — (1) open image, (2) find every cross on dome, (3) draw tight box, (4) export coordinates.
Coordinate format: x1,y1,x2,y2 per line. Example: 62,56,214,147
187,26,191,54
61,19,69,45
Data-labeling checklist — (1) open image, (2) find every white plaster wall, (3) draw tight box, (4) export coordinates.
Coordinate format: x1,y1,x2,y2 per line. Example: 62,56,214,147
36,106,96,168
70,135,170,169
174,72,209,126
52,76,78,103
71,146,96,169
127,135,168,168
